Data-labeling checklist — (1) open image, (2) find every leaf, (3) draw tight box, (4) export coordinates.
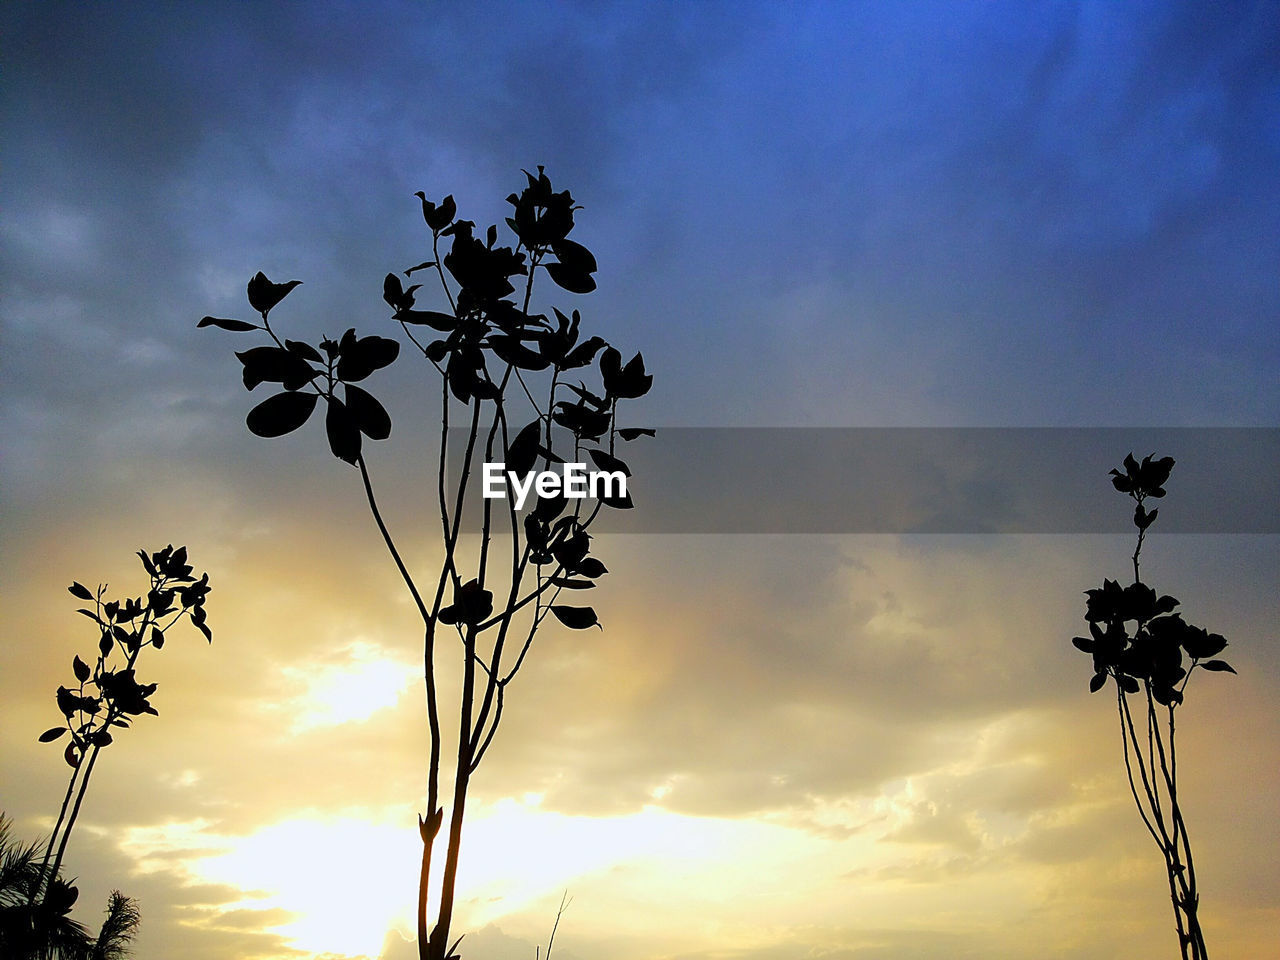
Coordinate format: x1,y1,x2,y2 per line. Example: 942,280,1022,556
505,420,544,478
92,729,114,747
56,686,79,717
68,581,94,601
73,655,90,683
39,726,68,743
325,397,362,464
1071,637,1094,653
588,448,630,477
544,261,597,294
1202,660,1237,674
1089,672,1107,693
576,557,608,579
614,352,652,399
1119,675,1141,694
490,334,550,371
236,346,317,391
551,238,598,274
618,427,655,441
561,335,606,370
64,743,80,768
198,316,259,332
345,383,392,440
383,272,405,308
246,272,302,315
550,605,601,630
246,391,319,438
337,335,400,382
286,339,324,363
549,577,595,590
396,309,458,331
552,401,610,439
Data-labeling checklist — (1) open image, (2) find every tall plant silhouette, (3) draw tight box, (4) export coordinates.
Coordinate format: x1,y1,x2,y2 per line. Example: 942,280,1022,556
199,167,652,960
1071,454,1234,960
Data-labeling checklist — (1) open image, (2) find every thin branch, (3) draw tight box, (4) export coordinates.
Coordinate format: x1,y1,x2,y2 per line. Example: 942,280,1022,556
358,455,431,625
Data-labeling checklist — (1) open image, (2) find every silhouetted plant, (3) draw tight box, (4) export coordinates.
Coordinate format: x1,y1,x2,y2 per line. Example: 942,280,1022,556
199,167,652,960
1071,454,1234,960
31,546,212,915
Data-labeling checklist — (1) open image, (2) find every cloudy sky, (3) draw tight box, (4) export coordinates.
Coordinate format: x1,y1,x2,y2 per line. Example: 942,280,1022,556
2,2,1277,958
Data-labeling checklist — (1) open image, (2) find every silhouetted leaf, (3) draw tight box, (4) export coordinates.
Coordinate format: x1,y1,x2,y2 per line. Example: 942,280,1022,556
506,421,544,478
1072,637,1094,653
246,272,302,315
247,391,319,437
91,729,113,747
552,401,610,439
549,577,595,590
68,581,94,601
236,346,317,391
490,334,550,370
337,333,400,382
576,557,608,579
551,530,590,570
73,655,90,683
1119,675,1141,694
199,316,260,332
286,339,324,363
532,491,567,523
192,603,212,643
561,335,606,370
39,726,68,742
619,427,655,441
544,261,596,294
562,382,607,409
56,686,79,717
396,309,458,331
599,488,633,509
588,448,630,477
550,605,600,629
1089,672,1107,693
325,397,362,464
1201,659,1236,673
551,238,597,273
438,579,493,626
64,743,80,768
614,352,652,399
345,383,392,440
416,191,456,232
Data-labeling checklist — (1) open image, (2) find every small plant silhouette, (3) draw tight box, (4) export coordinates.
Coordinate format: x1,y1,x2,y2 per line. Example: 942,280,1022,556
6,546,212,956
0,817,142,960
1071,454,1234,959
200,167,651,959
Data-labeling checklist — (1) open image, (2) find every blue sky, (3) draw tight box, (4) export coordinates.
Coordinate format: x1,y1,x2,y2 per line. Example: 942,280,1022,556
2,3,1277,959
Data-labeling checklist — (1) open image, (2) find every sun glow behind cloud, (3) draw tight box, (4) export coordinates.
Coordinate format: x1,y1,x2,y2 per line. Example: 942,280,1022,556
274,639,419,734
120,798,894,959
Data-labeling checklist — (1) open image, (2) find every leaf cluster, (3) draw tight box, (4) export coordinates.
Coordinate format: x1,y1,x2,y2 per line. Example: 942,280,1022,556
1071,455,1234,705
40,546,213,769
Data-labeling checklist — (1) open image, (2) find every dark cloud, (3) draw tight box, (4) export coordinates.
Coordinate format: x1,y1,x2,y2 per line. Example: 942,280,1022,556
3,2,1278,958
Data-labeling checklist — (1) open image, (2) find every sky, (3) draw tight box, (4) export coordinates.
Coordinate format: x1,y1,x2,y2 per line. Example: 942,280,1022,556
2,1,1278,958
